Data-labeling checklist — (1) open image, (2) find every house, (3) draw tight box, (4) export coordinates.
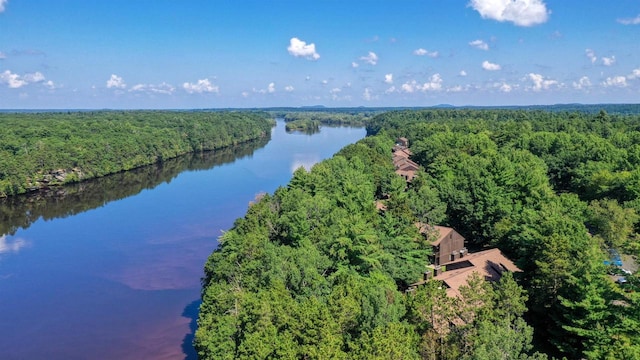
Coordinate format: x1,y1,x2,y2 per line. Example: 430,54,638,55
412,224,521,297
392,137,419,182
393,157,420,182
386,140,521,297
419,225,467,266
430,248,521,297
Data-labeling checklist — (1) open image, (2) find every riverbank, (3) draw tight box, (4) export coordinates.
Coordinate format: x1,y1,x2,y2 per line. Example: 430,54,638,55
0,120,366,360
0,111,275,197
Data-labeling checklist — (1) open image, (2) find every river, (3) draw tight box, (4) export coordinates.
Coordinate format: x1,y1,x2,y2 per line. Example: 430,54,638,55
0,119,366,360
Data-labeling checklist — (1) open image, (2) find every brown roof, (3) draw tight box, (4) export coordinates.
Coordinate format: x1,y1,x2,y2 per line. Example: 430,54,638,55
392,148,413,158
393,157,420,171
417,224,455,245
433,248,521,297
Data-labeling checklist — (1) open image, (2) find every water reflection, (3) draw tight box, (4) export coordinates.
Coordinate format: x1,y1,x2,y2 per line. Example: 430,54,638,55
0,136,270,237
285,127,321,135
290,153,321,173
0,121,366,360
181,299,200,360
0,235,29,254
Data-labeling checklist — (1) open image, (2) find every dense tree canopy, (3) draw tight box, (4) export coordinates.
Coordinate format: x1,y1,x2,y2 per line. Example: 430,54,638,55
198,107,640,359
366,108,640,358
0,111,274,197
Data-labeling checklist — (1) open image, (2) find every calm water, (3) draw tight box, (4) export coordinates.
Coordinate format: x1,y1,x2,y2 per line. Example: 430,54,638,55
0,120,365,360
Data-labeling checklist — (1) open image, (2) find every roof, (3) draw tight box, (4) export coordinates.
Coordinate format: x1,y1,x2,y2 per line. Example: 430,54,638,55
391,138,419,182
417,224,456,246
392,147,413,158
433,248,521,297
393,157,420,171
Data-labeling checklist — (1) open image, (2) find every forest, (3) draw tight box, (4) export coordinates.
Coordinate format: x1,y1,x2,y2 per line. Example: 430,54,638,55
0,111,274,197
197,108,640,359
277,110,377,127
284,119,321,134
0,136,269,237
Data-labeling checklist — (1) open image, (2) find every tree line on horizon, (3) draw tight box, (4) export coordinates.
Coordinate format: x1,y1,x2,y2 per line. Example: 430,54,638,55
197,108,640,359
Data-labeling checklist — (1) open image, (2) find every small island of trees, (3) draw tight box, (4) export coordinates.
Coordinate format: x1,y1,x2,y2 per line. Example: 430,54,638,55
284,119,320,133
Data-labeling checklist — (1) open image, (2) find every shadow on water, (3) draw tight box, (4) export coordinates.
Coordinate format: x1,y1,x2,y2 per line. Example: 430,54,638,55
0,135,270,237
181,299,201,360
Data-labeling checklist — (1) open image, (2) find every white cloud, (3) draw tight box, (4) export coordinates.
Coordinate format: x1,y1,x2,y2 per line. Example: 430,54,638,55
129,82,175,95
287,37,320,60
401,82,415,93
321,79,328,85
603,76,627,88
183,78,219,94
253,82,276,94
602,56,616,66
44,80,58,89
241,91,249,98
401,74,443,93
360,51,378,65
447,85,469,93
362,88,373,101
598,69,640,88
330,87,342,100
424,74,443,91
469,39,489,51
459,70,468,76
617,14,640,25
0,0,6,13
1,70,48,88
469,0,549,27
284,85,294,92
106,74,126,89
385,86,397,94
23,72,45,83
572,76,591,90
351,62,359,68
487,81,518,93
482,60,501,71
384,73,393,84
0,51,6,59
413,48,439,57
528,73,559,91
149,83,176,95
585,49,597,64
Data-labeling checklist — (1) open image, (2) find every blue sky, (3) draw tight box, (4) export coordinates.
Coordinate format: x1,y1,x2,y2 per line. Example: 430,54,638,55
1,0,639,109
